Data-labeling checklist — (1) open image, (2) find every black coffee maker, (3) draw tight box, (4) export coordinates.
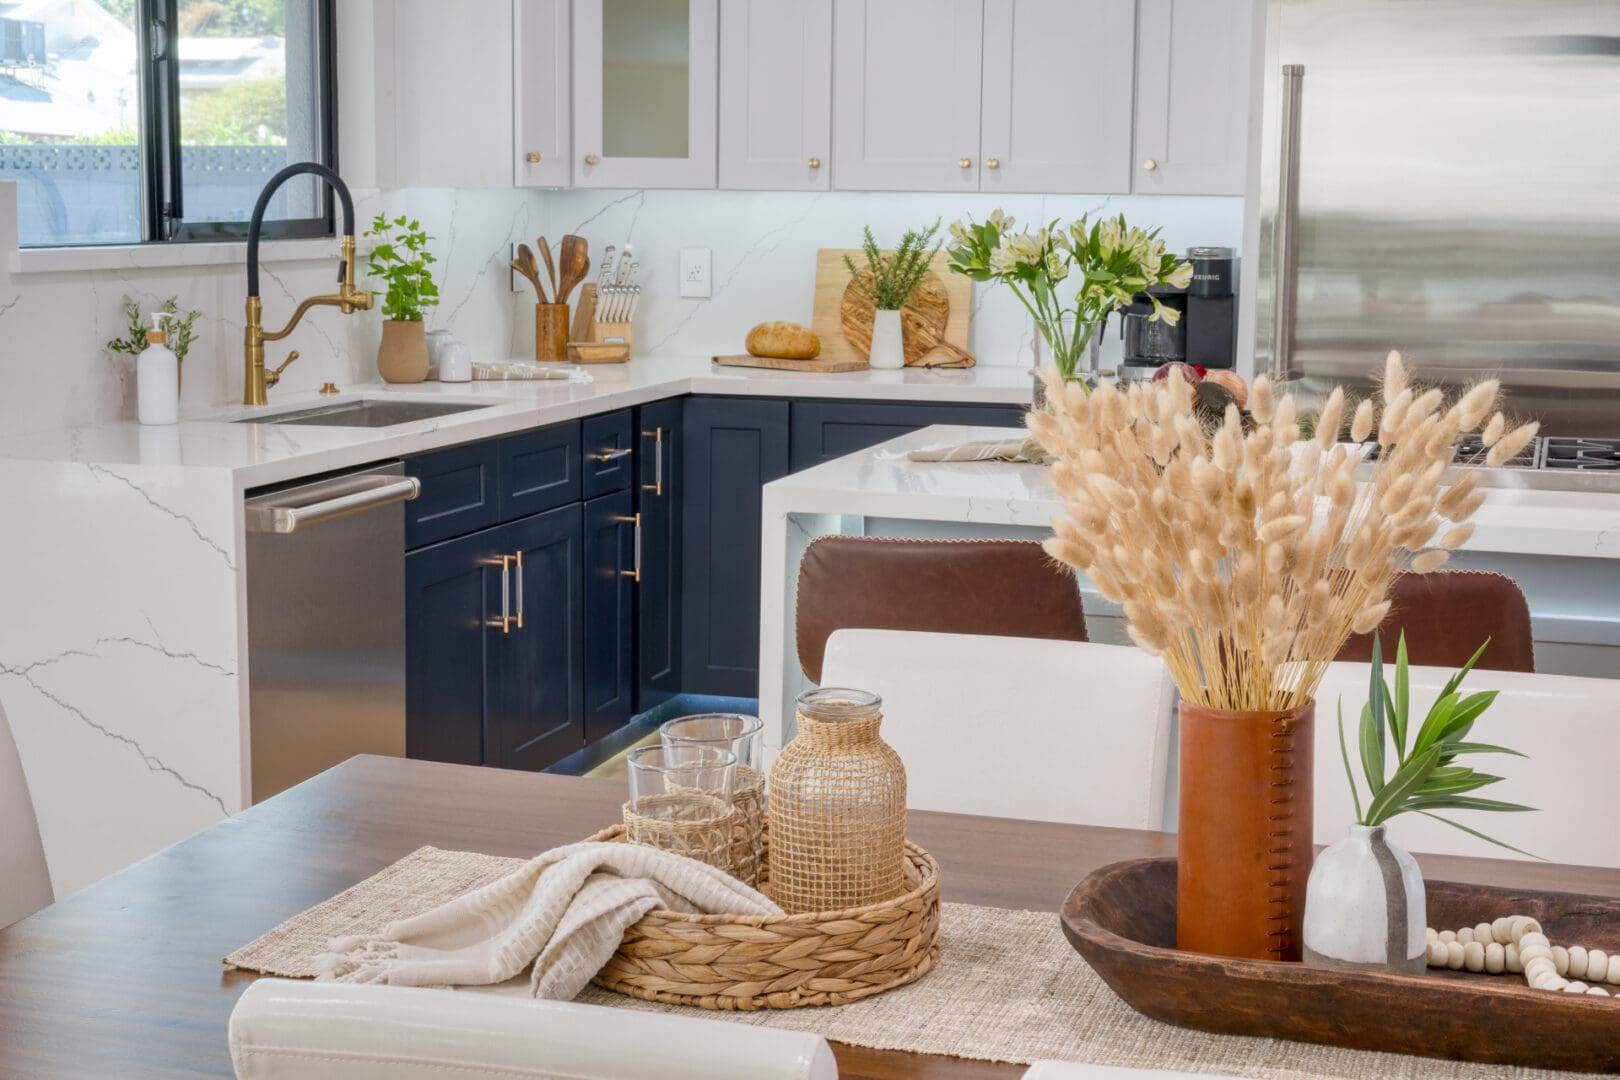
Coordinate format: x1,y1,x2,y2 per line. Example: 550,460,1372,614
1119,246,1237,379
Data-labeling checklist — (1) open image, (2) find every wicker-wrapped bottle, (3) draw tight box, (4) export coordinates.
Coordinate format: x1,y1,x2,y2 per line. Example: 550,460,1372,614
767,688,907,914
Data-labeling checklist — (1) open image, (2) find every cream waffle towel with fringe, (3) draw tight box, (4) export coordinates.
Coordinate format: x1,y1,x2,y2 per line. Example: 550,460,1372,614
315,840,780,1000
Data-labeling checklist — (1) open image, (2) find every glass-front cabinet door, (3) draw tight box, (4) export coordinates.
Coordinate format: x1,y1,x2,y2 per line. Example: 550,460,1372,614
573,0,719,188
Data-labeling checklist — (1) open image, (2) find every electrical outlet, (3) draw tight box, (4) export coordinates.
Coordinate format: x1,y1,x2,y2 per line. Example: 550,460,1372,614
679,247,712,299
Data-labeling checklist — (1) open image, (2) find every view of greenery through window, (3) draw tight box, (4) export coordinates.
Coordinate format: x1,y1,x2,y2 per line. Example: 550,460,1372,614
0,0,322,246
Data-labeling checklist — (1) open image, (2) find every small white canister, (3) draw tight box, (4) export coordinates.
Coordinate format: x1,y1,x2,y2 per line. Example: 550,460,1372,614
438,338,473,382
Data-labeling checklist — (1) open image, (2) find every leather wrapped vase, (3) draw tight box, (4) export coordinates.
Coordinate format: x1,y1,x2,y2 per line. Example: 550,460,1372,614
1177,700,1314,961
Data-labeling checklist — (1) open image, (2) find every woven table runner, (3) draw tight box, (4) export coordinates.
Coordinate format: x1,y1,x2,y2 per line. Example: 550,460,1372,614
226,846,1577,1079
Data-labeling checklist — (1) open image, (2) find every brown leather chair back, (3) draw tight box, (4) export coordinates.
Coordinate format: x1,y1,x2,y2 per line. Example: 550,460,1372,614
1336,570,1534,673
795,536,1088,683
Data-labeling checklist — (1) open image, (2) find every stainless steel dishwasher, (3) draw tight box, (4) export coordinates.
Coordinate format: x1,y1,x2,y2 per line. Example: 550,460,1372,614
244,462,420,802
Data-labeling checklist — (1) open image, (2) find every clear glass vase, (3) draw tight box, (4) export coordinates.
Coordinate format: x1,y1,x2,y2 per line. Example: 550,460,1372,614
1031,313,1103,397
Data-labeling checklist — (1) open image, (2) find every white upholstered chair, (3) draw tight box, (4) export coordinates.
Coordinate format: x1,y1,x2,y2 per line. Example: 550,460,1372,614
0,700,52,927
1312,662,1620,868
821,630,1178,829
229,979,837,1080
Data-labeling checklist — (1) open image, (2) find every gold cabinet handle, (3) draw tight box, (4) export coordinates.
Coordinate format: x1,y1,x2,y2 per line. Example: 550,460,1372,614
957,157,972,169
807,156,821,169
510,550,523,629
1142,158,1158,171
526,151,541,163
641,427,664,496
585,153,600,166
593,446,633,463
487,554,514,633
614,514,642,583
986,157,1000,170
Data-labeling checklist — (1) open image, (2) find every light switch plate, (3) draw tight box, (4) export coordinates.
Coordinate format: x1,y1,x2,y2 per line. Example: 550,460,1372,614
679,247,711,299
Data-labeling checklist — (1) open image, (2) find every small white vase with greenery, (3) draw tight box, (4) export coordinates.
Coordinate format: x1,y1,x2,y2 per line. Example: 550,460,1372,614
844,220,941,370
365,214,440,384
1306,632,1535,974
947,211,1190,391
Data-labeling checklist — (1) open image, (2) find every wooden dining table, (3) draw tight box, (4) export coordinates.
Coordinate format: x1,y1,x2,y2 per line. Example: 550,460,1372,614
3,754,1618,1080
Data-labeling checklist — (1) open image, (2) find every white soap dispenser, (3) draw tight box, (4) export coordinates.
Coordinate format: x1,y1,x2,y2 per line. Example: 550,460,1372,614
137,312,179,426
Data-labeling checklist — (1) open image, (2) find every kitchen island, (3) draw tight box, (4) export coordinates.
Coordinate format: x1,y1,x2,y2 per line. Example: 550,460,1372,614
0,359,1028,897
757,424,1620,762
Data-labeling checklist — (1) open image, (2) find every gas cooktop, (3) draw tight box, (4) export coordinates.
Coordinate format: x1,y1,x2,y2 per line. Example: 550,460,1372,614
1364,436,1620,493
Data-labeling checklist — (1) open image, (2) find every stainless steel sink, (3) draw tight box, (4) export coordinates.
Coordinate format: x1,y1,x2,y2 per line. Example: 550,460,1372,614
238,400,493,428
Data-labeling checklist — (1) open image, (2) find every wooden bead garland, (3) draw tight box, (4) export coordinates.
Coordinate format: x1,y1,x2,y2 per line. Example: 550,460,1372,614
1425,915,1620,998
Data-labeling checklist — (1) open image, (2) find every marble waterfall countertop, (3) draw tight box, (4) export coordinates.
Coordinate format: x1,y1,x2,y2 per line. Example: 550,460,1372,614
754,424,1620,763
0,358,1029,900
0,356,1033,489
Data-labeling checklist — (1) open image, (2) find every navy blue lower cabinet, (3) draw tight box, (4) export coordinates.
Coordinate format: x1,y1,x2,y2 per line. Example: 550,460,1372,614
498,422,581,521
635,398,681,710
581,409,635,499
681,396,791,697
788,399,1027,472
404,440,501,549
485,503,585,771
405,529,505,766
583,490,636,743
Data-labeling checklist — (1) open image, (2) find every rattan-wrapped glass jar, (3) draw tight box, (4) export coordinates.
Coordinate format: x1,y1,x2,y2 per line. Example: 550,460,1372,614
767,688,907,914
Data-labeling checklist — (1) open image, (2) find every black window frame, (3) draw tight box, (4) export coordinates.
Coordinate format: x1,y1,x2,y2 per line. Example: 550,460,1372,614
134,0,337,246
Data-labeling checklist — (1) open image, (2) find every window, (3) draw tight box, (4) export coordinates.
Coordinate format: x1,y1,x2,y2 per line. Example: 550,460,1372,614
0,0,335,248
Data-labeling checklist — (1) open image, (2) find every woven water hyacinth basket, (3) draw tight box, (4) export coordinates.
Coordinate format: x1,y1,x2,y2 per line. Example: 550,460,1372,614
586,823,940,1010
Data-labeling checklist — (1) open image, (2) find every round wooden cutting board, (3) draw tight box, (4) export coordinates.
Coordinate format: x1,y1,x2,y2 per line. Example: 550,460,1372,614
839,272,975,368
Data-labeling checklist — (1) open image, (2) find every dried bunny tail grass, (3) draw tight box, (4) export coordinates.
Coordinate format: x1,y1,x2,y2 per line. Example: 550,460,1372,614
1439,523,1475,550
1486,420,1539,467
1250,377,1275,424
1316,388,1346,450
1480,412,1507,448
1383,350,1409,399
1352,600,1393,636
1453,380,1501,431
1350,399,1376,443
1409,549,1451,574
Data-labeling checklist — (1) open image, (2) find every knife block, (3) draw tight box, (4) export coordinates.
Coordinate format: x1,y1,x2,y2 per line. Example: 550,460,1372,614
569,285,633,361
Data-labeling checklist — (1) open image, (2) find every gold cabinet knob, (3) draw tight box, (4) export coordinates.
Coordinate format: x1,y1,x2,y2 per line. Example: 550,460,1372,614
1142,158,1158,171
585,153,600,166
807,156,821,169
957,157,972,169
986,157,1000,170
526,151,541,163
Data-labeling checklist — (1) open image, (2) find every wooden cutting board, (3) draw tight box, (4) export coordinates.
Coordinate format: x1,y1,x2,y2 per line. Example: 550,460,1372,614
712,354,870,373
812,249,974,367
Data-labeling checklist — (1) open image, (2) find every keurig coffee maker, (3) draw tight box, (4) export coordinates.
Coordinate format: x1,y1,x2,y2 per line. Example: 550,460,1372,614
1119,246,1237,379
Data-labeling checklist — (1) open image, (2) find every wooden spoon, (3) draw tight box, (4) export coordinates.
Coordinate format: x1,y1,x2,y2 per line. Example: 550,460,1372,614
537,236,559,302
556,234,591,306
510,243,547,303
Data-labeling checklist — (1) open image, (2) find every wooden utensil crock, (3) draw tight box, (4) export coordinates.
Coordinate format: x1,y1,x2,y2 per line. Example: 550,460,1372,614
535,303,568,362
1176,700,1314,961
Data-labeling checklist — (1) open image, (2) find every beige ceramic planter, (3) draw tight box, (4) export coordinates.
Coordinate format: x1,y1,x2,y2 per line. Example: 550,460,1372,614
378,319,429,383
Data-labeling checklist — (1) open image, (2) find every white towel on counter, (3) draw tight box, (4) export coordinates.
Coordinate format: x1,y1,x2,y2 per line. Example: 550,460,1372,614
315,841,780,1000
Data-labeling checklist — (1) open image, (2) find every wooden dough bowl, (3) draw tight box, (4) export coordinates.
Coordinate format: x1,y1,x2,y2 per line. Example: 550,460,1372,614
1062,857,1620,1073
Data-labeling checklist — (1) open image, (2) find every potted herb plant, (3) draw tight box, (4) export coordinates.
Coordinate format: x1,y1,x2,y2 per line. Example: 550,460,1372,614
843,220,942,370
947,211,1190,395
365,214,440,383
1305,632,1535,974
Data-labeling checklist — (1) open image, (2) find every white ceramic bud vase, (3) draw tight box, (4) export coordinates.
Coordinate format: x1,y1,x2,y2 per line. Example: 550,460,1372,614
1303,823,1427,974
868,308,904,370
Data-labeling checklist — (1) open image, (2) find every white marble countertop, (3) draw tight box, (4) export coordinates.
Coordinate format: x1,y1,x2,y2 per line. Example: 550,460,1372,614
0,357,1032,489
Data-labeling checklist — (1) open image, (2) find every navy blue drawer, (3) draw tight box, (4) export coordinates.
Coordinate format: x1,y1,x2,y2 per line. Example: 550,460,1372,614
581,409,635,499
405,440,501,549
788,399,1026,472
498,422,581,521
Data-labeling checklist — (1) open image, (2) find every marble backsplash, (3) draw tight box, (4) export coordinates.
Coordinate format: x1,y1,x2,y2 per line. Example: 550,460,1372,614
0,184,1242,438
540,188,1245,371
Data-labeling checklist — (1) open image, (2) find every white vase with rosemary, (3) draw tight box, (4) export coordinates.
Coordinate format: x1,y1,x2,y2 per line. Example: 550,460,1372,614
844,220,941,371
948,211,1190,393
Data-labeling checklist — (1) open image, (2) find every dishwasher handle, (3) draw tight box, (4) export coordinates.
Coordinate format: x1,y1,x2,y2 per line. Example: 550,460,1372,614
246,475,421,535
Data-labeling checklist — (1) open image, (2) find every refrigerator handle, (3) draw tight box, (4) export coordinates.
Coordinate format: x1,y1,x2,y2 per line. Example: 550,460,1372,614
1271,64,1305,382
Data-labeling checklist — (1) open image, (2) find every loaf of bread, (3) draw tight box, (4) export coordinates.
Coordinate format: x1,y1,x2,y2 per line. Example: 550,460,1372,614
746,321,821,360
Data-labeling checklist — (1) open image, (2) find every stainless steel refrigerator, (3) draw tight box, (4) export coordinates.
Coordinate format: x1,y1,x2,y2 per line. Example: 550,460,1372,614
1251,0,1620,436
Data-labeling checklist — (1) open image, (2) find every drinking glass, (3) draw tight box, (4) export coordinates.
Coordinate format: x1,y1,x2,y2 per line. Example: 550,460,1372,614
661,714,767,886
623,745,737,870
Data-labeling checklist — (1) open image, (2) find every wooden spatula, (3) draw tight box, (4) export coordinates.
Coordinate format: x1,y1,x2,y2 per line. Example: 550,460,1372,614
537,236,559,302
510,243,547,303
557,234,590,306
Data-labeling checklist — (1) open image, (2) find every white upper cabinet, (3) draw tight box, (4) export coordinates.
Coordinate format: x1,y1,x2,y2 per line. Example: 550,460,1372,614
979,0,1137,195
573,0,719,188
831,0,984,192
384,0,515,188
718,0,832,191
1132,0,1256,195
514,0,573,187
